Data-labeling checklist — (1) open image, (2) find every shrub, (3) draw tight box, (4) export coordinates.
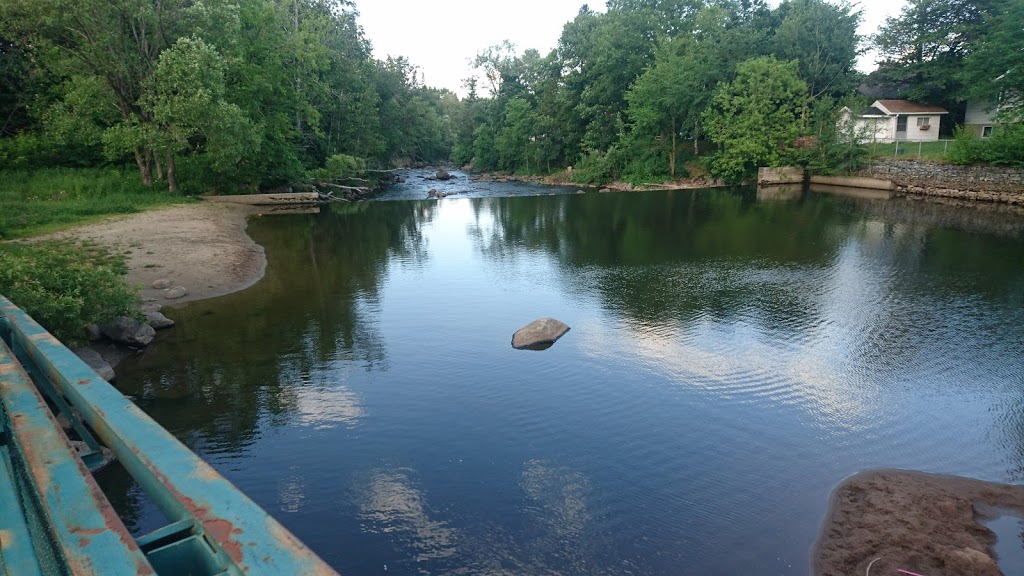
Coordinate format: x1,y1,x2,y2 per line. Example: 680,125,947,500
0,242,139,345
571,147,620,185
949,124,1024,166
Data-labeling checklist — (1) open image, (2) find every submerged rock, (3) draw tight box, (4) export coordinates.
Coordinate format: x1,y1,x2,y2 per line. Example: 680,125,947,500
512,318,571,351
73,347,116,381
145,311,175,329
101,316,155,347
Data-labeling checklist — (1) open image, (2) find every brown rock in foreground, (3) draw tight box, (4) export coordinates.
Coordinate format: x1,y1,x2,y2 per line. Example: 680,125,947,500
511,318,570,351
815,470,1024,576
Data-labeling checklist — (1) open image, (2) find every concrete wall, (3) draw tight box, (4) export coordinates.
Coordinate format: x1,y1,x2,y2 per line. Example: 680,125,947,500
758,166,804,185
856,159,1024,205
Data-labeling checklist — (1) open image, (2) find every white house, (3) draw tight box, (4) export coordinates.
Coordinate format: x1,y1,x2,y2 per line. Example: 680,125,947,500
840,100,948,143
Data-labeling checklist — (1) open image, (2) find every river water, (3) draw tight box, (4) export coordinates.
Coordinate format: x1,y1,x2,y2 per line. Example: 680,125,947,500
107,170,1024,574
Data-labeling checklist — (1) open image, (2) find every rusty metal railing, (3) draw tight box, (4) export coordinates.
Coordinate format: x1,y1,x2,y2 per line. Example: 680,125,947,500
0,295,338,575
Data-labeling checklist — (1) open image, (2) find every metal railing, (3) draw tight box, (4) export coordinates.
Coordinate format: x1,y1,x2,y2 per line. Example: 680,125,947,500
0,295,338,575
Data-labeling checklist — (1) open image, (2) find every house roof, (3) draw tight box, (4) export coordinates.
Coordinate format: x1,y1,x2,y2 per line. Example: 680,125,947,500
875,99,948,114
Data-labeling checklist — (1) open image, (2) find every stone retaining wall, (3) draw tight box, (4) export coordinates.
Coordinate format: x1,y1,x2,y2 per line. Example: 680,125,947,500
855,159,1024,205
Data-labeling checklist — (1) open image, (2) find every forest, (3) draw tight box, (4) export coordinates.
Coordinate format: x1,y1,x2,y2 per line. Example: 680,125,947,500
1,0,1021,193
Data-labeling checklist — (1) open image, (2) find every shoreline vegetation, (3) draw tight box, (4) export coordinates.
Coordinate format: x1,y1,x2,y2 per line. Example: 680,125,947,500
2,0,1022,570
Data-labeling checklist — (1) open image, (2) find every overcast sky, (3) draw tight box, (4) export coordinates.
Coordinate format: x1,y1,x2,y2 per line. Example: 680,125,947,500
355,0,906,97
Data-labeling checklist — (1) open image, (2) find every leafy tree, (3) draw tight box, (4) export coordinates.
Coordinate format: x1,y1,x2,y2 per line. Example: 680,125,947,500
147,37,260,192
771,0,861,102
624,45,690,177
871,0,992,112
702,56,807,182
962,0,1024,121
495,98,536,172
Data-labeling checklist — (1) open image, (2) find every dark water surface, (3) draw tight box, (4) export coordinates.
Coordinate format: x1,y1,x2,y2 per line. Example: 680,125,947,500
105,182,1024,575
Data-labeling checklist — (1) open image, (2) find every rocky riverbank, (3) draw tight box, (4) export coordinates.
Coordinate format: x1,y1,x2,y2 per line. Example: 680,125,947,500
857,159,1024,205
467,169,729,192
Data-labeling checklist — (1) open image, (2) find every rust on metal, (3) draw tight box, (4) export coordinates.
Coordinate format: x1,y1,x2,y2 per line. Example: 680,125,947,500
1,325,156,575
2,294,339,575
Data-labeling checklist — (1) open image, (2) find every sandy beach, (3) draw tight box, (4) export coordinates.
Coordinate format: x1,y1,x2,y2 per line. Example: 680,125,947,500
42,202,266,307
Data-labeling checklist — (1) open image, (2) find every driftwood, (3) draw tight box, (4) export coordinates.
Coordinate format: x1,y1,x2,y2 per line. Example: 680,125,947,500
202,193,320,206
313,181,369,192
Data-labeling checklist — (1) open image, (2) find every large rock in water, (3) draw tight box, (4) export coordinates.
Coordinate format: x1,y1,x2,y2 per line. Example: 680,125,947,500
512,318,570,350
435,168,452,180
101,316,155,347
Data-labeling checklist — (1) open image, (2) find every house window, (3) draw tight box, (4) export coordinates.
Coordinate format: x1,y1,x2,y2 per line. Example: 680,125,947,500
982,126,993,138
916,117,929,127
896,115,907,132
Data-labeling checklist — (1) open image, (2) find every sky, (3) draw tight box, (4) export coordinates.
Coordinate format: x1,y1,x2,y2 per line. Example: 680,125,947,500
354,0,907,97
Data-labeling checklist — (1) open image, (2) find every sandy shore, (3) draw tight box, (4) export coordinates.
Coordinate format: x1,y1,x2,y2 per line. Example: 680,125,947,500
815,469,1024,576
42,202,266,307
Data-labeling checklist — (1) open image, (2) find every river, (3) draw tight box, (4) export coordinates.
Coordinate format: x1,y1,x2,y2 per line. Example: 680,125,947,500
105,169,1024,574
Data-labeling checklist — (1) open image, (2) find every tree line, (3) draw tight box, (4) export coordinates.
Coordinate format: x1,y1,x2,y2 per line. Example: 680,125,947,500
458,0,1021,183
1,0,1020,192
0,0,456,192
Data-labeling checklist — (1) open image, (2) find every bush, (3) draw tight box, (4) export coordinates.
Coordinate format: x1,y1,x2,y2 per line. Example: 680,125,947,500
0,132,104,169
571,147,620,185
949,124,1024,166
0,242,139,346
310,153,366,181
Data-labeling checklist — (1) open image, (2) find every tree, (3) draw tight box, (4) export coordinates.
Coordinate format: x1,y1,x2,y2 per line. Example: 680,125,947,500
962,0,1024,121
871,0,992,109
625,46,689,177
702,56,807,182
771,0,861,102
495,98,535,172
147,37,260,192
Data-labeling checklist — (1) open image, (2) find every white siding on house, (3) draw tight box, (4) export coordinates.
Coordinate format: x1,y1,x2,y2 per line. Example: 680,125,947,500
902,114,941,141
853,117,893,142
965,100,997,125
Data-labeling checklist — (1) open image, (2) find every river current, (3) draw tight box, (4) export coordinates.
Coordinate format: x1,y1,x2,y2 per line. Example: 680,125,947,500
107,169,1024,574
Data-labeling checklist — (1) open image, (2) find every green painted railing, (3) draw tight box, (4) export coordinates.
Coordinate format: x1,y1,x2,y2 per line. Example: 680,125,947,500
0,295,338,575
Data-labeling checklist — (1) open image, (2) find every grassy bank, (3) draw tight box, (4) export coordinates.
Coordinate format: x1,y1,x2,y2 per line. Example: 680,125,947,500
0,167,190,239
868,141,953,162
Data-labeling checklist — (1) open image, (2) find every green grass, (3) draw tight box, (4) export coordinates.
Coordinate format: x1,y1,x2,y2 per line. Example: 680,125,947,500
868,140,954,162
0,167,192,239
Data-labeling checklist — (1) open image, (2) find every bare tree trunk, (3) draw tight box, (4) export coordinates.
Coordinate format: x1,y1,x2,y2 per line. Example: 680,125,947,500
694,118,700,156
670,117,677,178
166,152,178,193
152,150,164,181
134,147,153,187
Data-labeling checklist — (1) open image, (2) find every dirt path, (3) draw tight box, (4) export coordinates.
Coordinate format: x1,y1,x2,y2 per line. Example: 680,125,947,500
43,202,266,307
815,470,1024,576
